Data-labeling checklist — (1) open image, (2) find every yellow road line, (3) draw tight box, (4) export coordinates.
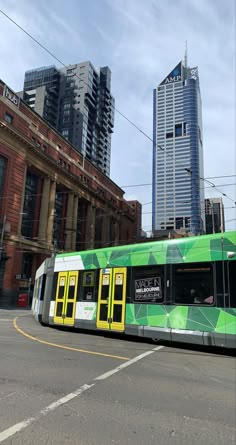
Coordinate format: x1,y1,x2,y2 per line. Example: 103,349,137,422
13,317,129,361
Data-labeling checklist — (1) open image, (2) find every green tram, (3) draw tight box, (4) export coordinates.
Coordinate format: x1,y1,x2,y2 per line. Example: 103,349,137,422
32,231,236,348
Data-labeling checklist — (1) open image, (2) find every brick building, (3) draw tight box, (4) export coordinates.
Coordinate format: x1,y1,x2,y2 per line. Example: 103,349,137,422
0,81,141,306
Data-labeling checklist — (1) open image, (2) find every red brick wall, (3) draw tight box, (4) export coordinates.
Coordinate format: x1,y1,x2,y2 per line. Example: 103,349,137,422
4,245,22,290
0,141,25,231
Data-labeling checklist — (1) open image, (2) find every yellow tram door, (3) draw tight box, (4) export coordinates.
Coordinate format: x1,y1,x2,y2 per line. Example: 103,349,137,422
96,268,127,331
110,268,127,331
97,269,112,330
54,272,67,324
63,271,78,326
54,271,78,325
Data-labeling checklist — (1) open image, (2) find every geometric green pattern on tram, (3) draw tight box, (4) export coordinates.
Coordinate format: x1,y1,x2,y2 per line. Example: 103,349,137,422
57,231,236,268
126,304,236,335
186,307,221,332
168,306,188,329
214,311,236,334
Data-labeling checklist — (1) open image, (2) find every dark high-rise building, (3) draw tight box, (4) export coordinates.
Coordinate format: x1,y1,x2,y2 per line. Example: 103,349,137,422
22,62,114,176
23,66,60,128
205,198,225,234
152,58,205,235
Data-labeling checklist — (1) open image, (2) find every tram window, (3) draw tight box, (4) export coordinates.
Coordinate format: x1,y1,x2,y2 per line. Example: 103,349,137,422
131,266,164,304
66,303,73,317
228,261,236,307
173,263,214,305
51,273,58,301
56,302,63,317
99,304,108,321
215,261,229,307
114,284,123,300
101,284,109,300
79,271,97,301
40,275,46,301
68,284,75,299
114,273,124,301
58,284,65,299
68,275,77,299
113,305,122,323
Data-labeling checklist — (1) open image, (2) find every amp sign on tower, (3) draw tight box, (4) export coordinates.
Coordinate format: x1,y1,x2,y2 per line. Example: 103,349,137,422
160,62,182,85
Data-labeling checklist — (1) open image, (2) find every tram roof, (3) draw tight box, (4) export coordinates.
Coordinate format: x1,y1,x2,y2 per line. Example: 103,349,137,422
55,231,236,268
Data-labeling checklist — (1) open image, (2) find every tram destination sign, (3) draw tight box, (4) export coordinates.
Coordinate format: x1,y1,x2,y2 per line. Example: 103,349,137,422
134,277,162,303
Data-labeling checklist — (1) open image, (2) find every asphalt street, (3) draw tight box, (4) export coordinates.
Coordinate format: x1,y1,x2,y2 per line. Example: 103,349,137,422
0,309,235,444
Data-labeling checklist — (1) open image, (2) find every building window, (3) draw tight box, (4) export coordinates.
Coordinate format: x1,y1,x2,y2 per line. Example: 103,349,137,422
21,172,38,239
175,124,182,137
21,253,33,279
53,190,65,250
166,132,173,139
0,156,7,198
5,113,13,124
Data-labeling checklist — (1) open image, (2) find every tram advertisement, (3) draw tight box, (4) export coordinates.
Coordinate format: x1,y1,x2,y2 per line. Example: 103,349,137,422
134,277,162,302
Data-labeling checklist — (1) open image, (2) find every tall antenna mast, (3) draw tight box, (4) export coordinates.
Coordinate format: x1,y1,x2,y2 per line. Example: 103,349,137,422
184,41,188,68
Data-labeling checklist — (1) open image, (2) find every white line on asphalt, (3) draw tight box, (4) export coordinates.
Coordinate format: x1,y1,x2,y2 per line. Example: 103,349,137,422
40,384,94,415
0,418,36,443
0,392,17,401
95,345,164,380
0,384,94,443
0,345,164,442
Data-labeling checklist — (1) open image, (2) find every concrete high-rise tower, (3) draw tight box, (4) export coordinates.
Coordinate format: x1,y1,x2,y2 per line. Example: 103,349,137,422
205,198,225,234
22,62,114,176
152,59,205,235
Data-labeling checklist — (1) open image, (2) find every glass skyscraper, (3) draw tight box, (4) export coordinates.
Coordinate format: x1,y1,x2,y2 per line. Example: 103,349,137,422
152,60,205,235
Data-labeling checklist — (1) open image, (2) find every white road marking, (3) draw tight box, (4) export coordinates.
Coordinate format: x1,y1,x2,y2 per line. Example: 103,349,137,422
95,345,164,380
0,392,17,401
40,384,94,415
0,384,94,443
0,418,36,443
0,345,164,442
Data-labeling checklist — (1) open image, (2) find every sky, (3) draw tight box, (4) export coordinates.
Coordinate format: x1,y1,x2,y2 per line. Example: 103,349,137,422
0,0,235,233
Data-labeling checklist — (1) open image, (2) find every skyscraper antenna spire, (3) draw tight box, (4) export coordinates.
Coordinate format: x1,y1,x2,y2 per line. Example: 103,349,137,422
184,41,188,68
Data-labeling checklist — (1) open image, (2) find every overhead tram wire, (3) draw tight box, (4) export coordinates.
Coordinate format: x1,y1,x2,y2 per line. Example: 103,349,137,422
0,9,235,206
121,181,236,189
203,175,236,180
0,181,235,204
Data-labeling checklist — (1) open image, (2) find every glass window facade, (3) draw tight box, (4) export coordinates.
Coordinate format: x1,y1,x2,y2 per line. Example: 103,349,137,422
152,61,205,233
